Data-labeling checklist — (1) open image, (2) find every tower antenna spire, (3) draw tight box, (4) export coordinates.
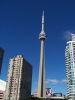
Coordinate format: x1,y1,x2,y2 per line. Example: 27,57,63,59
42,11,44,32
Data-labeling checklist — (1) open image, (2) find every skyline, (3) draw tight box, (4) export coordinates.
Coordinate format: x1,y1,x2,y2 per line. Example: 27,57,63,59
0,0,75,95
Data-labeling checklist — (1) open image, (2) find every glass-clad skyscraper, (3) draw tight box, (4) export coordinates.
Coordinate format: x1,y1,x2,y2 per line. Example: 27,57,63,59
65,34,75,100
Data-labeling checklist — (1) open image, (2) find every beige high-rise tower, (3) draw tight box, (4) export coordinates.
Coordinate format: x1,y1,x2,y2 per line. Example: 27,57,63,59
4,55,32,100
37,12,46,97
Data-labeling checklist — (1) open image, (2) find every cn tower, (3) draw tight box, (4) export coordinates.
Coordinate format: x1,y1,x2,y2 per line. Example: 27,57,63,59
37,12,46,97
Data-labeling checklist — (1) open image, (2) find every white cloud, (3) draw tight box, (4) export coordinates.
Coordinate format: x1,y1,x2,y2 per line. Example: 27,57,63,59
61,79,67,84
46,79,59,84
64,31,72,41
46,79,67,85
0,79,6,91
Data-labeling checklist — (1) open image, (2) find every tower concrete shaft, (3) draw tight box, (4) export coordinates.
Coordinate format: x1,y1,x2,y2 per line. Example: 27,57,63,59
37,11,46,97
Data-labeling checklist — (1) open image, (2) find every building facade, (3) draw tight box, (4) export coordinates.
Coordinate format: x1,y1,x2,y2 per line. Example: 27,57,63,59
46,88,52,97
0,91,5,100
4,55,32,100
65,34,75,100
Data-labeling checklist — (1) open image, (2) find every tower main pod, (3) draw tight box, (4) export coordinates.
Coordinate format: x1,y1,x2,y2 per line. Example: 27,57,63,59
37,12,46,97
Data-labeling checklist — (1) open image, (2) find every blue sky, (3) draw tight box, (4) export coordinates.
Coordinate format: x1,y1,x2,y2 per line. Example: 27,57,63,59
0,0,75,95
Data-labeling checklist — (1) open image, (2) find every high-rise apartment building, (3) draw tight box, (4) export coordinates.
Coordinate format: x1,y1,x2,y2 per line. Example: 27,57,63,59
0,91,5,100
65,34,75,100
4,55,32,100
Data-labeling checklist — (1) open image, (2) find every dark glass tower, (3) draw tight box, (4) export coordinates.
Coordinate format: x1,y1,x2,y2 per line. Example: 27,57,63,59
0,48,4,73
